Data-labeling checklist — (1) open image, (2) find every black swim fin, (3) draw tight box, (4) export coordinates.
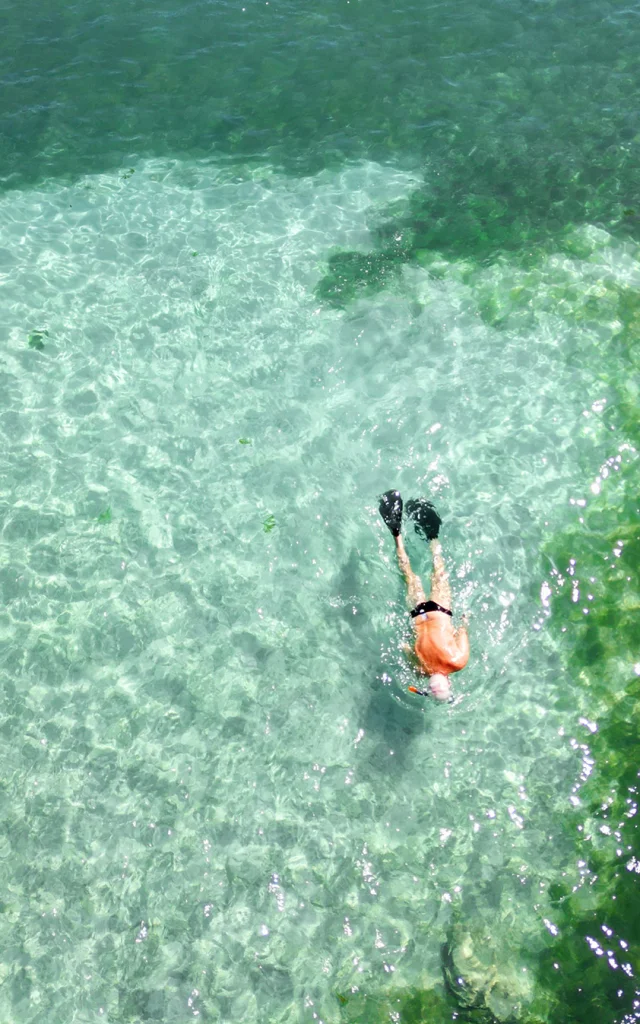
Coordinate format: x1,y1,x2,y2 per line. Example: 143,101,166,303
379,489,403,537
405,498,442,541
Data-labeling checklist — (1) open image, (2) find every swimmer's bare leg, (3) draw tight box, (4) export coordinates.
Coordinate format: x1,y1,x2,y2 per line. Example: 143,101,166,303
429,538,452,610
395,534,427,611
395,536,428,671
428,540,467,639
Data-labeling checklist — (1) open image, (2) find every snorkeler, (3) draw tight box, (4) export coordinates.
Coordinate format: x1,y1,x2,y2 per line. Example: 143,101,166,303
379,490,469,701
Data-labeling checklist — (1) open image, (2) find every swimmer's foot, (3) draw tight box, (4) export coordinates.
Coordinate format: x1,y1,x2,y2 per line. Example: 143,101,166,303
379,489,403,537
406,498,442,541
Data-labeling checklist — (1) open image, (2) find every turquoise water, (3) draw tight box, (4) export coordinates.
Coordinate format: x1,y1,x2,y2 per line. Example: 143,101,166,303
1,1,639,1023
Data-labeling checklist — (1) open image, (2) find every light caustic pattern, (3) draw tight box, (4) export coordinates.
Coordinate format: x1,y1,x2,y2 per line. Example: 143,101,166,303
0,160,637,1022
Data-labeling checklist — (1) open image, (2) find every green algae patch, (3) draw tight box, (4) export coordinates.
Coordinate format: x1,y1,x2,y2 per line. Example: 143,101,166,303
530,451,640,1022
616,286,640,348
316,144,640,309
336,982,550,1024
336,985,453,1024
28,329,48,350
528,288,640,1018
96,507,113,524
316,248,407,308
262,513,276,533
446,235,640,353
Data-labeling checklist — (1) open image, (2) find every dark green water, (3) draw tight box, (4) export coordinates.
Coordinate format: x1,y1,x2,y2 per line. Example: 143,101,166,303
1,0,639,1021
2,0,639,194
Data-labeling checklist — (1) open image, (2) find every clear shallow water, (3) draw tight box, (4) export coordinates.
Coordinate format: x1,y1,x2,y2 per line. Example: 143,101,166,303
1,0,640,1020
1,159,638,1023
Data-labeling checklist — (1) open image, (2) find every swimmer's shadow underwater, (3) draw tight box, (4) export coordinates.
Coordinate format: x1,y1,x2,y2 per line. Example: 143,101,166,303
358,671,435,776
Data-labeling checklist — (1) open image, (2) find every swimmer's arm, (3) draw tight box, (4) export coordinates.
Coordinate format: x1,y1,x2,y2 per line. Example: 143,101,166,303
451,622,469,669
402,643,428,674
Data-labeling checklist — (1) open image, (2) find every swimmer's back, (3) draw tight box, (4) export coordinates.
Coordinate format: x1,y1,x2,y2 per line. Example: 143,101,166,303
414,612,468,675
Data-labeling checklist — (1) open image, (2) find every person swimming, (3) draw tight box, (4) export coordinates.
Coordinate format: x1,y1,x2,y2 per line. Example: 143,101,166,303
379,490,469,701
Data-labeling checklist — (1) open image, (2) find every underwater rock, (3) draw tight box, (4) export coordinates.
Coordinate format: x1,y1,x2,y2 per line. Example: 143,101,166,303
442,920,534,1023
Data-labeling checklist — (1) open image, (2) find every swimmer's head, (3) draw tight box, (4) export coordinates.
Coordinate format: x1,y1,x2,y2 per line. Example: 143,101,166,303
428,673,452,702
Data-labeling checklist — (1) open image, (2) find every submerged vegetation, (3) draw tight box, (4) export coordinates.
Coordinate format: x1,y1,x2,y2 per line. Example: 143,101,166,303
335,495,638,1016
328,159,640,1024
27,329,47,351
262,513,277,533
531,410,639,1022
317,145,640,308
336,984,454,1024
